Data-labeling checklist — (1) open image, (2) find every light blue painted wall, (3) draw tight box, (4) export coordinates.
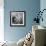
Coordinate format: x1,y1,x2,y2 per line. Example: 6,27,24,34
4,0,40,42
40,0,46,27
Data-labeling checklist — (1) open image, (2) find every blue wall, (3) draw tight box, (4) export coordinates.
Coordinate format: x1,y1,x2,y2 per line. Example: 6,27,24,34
4,0,40,42
40,0,46,27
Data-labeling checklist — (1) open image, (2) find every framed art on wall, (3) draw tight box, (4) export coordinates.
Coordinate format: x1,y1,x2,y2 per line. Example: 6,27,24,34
10,11,26,27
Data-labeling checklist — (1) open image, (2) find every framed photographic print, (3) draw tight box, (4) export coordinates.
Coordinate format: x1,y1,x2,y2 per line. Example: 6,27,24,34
10,11,26,27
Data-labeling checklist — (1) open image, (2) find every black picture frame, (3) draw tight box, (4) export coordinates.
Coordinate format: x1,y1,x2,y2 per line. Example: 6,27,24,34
10,11,26,27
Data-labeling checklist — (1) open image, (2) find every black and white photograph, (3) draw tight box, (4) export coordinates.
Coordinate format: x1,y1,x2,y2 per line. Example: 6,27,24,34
10,11,26,27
